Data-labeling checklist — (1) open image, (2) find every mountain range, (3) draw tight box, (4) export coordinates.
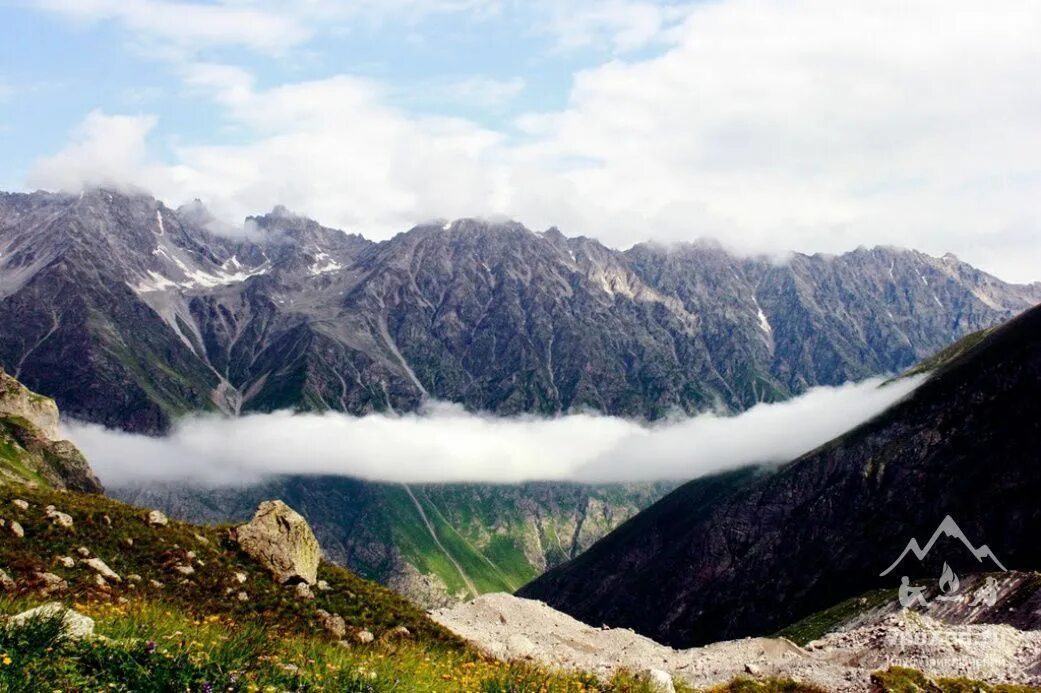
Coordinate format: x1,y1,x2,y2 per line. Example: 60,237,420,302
3,186,1040,606
520,303,1041,646
2,188,1038,434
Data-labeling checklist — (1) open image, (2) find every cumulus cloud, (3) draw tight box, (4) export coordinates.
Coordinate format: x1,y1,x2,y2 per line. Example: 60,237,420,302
66,376,922,488
27,0,1041,282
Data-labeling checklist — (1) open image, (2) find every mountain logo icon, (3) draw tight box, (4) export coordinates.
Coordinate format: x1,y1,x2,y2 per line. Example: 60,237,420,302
879,515,1008,577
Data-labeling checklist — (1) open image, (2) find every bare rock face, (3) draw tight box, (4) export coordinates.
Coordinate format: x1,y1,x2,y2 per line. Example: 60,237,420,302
235,500,320,585
0,368,60,440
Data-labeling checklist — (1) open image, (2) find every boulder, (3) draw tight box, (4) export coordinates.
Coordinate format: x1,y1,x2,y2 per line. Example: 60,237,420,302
146,510,169,527
8,603,94,639
11,499,28,510
32,572,67,596
505,633,535,658
84,557,121,582
316,609,347,638
47,509,74,528
639,669,675,693
235,501,320,585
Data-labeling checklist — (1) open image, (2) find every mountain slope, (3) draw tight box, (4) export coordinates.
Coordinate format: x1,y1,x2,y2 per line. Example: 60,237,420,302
3,189,1039,432
519,302,1041,647
112,478,675,608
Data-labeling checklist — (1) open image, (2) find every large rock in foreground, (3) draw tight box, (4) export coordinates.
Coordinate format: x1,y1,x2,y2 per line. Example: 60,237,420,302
235,500,320,585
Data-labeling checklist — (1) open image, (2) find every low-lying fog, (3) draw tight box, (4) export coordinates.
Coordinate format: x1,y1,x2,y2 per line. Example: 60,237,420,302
66,376,923,487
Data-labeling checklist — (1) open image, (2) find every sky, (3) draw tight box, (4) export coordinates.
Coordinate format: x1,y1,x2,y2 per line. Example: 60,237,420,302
68,376,922,486
1,0,1040,282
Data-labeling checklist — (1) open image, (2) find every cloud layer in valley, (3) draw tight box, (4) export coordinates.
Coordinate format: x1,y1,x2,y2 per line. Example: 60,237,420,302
67,376,922,488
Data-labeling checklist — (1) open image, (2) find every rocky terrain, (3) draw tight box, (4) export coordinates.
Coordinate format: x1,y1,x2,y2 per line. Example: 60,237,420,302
0,367,100,493
435,589,1041,691
521,302,1041,647
2,188,1038,434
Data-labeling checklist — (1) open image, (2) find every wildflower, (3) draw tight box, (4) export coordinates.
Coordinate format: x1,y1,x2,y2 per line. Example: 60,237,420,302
2,654,11,666
146,640,157,654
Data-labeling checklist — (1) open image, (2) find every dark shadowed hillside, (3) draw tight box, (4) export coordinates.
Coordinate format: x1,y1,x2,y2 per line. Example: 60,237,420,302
520,303,1041,647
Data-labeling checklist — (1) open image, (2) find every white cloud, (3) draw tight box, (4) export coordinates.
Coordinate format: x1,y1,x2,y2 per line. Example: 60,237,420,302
27,0,1041,282
26,111,160,193
436,76,526,110
543,0,690,53
33,0,311,53
67,376,921,487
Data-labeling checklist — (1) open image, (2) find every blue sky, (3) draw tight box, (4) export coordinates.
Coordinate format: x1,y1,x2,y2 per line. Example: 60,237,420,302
2,0,1040,282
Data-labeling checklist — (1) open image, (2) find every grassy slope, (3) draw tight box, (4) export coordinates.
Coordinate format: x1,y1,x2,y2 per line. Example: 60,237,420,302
0,480,690,692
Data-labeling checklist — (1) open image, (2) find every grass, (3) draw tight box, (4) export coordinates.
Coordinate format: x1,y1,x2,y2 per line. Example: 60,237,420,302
0,597,693,692
774,588,895,645
703,677,826,692
0,479,688,692
870,666,1039,692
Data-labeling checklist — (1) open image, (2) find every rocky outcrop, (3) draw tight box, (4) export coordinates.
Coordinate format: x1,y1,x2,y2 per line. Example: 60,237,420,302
235,500,320,585
0,368,102,493
0,368,59,439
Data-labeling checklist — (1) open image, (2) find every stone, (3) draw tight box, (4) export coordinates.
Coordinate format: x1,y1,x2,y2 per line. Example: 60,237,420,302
388,626,410,638
0,568,15,591
148,579,164,589
56,556,76,568
84,557,121,582
193,533,209,545
185,550,196,560
173,565,195,576
94,573,109,589
355,629,374,644
102,514,112,526
505,633,535,658
47,509,74,528
294,582,314,600
9,603,94,639
316,609,347,638
33,572,67,596
236,591,249,602
233,571,247,584
744,663,763,676
127,574,142,583
76,547,90,557
146,510,169,527
11,499,28,511
316,579,331,592
639,669,675,693
235,500,320,585
9,521,24,538
123,537,133,547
